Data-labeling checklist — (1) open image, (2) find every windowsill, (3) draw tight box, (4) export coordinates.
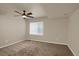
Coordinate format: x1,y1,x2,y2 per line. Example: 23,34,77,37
30,33,43,36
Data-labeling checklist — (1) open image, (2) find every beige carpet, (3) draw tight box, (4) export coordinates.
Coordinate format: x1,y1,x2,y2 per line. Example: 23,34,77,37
0,40,73,56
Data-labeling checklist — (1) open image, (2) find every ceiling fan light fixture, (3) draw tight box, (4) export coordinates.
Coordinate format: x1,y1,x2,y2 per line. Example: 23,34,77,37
22,15,27,18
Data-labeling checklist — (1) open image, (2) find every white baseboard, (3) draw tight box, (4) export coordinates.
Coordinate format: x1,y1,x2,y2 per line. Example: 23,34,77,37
0,39,27,49
68,45,76,56
30,39,68,46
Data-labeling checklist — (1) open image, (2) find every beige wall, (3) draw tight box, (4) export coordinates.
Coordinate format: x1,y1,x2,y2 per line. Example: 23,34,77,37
0,14,69,51
0,15,27,48
0,12,69,52
27,17,68,45
68,8,79,55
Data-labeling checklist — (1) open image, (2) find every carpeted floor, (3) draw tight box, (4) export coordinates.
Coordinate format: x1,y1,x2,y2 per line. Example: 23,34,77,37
0,40,73,56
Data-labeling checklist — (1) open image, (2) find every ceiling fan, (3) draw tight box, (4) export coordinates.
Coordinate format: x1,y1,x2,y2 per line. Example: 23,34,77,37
14,10,34,19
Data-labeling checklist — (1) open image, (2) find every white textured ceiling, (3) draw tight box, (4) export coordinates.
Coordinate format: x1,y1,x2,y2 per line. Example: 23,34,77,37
0,3,79,19
41,3,79,18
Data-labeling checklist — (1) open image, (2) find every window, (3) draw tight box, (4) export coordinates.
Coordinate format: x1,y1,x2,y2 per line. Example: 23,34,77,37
30,22,43,35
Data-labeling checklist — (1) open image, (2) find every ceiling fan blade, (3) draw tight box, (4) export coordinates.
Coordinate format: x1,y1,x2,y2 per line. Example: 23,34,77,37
27,16,34,18
14,10,22,15
14,15,20,17
26,12,32,16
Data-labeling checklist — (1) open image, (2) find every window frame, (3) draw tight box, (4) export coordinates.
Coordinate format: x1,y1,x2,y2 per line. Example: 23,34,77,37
29,21,44,36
